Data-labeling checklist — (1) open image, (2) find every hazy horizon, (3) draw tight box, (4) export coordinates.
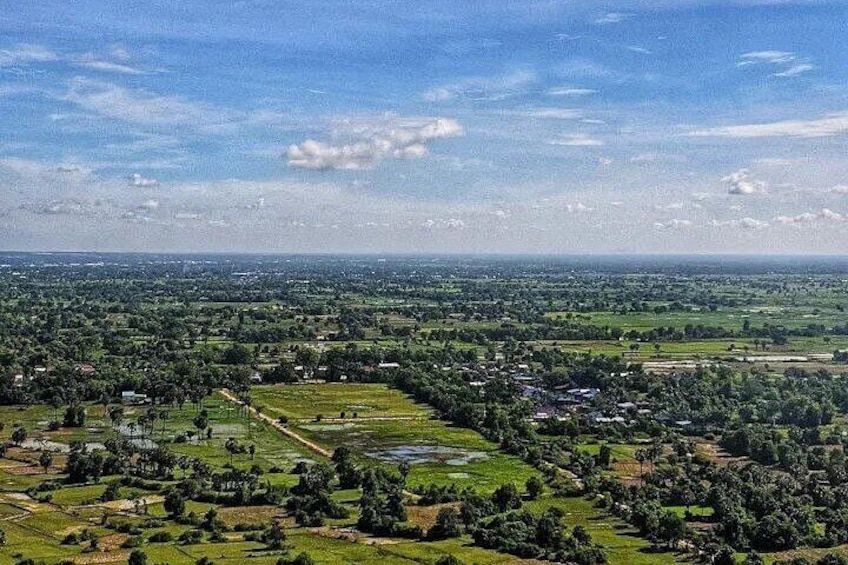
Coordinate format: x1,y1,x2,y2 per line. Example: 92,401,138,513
1,1,847,253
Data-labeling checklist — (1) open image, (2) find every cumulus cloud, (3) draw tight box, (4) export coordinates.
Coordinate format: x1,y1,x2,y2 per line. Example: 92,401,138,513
129,173,159,187
830,185,848,194
689,112,848,138
722,169,766,195
287,116,464,170
774,209,846,225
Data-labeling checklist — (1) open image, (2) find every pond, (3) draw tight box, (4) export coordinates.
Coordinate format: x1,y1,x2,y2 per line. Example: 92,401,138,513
365,445,488,466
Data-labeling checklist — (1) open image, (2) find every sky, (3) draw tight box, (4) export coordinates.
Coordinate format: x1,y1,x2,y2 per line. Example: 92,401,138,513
1,0,847,254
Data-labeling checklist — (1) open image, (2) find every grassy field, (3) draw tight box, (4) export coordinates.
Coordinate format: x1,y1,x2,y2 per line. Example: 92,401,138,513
251,383,429,421
251,383,539,493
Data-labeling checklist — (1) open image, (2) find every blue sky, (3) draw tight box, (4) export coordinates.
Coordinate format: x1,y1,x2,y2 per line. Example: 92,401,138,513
1,0,847,253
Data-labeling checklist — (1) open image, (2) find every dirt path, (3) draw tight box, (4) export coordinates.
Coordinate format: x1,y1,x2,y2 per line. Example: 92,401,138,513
218,389,332,458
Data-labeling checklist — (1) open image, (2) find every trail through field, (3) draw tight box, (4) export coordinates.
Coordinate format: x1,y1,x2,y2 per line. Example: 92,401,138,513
218,389,332,458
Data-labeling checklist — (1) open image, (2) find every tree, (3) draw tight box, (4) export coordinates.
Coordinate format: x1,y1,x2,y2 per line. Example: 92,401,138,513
261,520,287,550
63,405,86,427
128,549,147,565
658,511,686,549
39,450,53,474
225,437,241,464
435,556,462,565
492,483,522,513
108,405,124,430
597,444,612,468
11,426,27,446
525,476,544,500
164,489,185,518
0,528,5,546
428,507,463,540
193,410,208,442
713,546,737,565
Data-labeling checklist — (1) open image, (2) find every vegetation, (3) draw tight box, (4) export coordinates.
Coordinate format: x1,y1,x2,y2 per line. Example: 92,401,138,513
2,254,848,564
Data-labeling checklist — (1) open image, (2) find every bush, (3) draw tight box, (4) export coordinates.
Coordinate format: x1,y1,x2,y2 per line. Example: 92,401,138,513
178,529,203,545
277,553,315,565
148,531,173,543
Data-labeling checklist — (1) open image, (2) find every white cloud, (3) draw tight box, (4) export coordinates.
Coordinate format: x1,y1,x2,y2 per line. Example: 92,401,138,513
287,116,464,170
595,12,631,25
61,78,223,126
0,158,92,182
422,70,536,102
547,134,604,147
738,51,796,65
566,202,593,213
689,112,848,138
138,199,160,211
129,173,159,187
774,208,846,225
528,108,583,120
421,218,465,230
829,185,848,194
545,87,596,97
654,219,692,229
34,198,111,216
75,59,146,75
772,64,814,78
737,50,815,78
722,169,766,195
0,44,58,66
710,217,770,230
655,202,684,211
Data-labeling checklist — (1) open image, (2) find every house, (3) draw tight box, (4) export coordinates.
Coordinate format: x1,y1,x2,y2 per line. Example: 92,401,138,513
559,388,600,404
594,415,626,424
249,372,263,384
377,362,401,370
521,385,543,398
533,405,558,421
121,391,149,405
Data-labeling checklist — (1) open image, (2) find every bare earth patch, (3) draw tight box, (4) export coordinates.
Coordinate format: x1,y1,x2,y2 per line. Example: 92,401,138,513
217,505,283,527
405,502,460,531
